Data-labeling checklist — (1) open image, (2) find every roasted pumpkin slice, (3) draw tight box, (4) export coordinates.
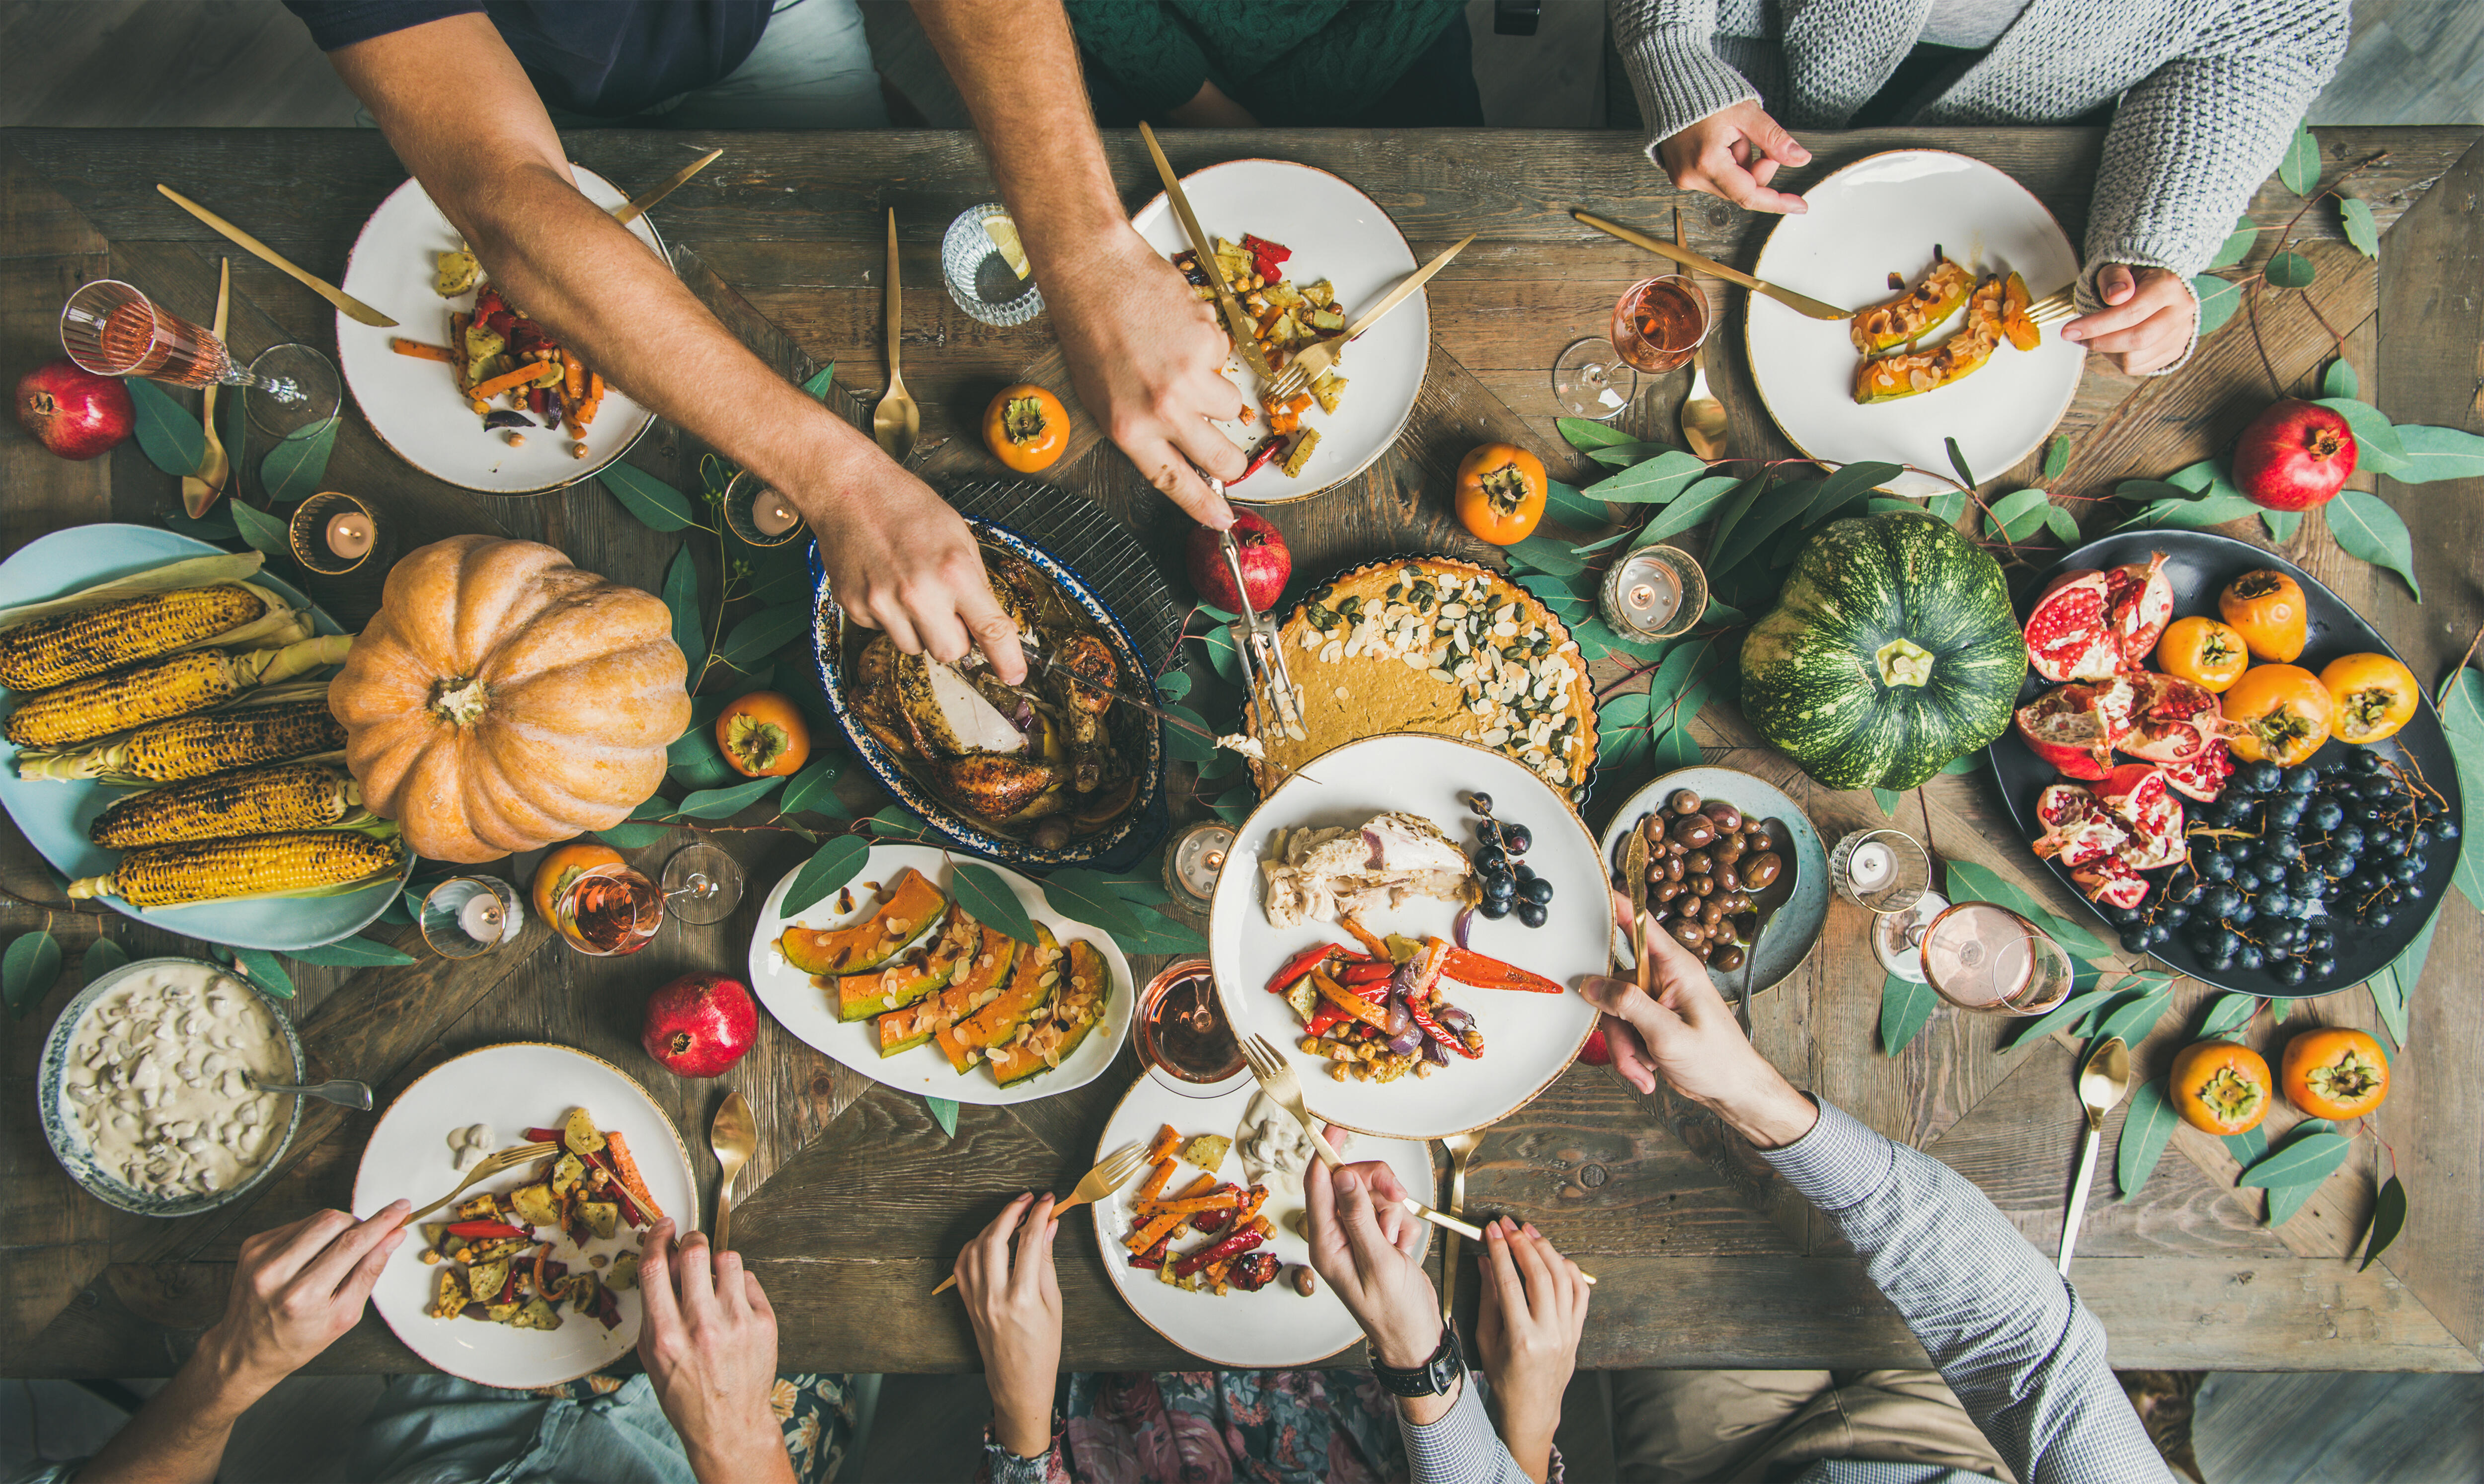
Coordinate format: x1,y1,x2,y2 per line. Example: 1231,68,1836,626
834,905,978,1021
989,938,1112,1086
781,866,947,977
937,923,1061,1072
1854,274,2008,404
1998,271,2039,352
876,919,1017,1057
1851,252,1974,354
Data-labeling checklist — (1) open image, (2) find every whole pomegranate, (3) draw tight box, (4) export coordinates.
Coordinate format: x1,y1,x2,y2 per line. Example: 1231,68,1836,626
640,971,758,1078
15,360,134,461
2233,399,2356,511
1185,511,1291,613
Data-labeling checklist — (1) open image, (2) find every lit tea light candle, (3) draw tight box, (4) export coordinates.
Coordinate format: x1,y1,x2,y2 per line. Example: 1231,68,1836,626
1848,840,1895,892
751,493,801,538
323,510,374,561
1599,544,1704,641
456,891,506,944
1166,822,1236,904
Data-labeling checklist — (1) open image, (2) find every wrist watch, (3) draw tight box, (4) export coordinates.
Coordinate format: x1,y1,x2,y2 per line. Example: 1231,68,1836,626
1372,1320,1465,1398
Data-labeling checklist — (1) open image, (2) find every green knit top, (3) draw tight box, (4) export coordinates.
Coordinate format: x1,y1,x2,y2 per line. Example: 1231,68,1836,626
1065,0,1468,124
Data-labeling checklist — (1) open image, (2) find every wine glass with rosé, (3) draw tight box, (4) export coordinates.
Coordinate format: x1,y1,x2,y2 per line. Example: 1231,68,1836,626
1611,274,1713,375
553,864,665,956
1874,896,2075,1015
60,280,308,402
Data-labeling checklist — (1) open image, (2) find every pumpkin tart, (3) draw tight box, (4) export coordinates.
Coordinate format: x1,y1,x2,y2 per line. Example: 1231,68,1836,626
1245,557,1597,802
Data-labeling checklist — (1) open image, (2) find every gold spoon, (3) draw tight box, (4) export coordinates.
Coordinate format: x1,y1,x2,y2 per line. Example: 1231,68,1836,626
1674,208,1727,460
709,1090,756,1252
182,257,231,516
2057,1037,2131,1275
871,208,919,462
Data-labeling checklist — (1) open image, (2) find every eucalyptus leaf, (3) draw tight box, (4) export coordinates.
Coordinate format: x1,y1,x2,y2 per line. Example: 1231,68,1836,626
286,936,418,967
1038,868,1144,936
2116,479,2196,505
1544,479,1606,528
2323,358,2358,400
2044,505,2083,544
1632,475,1747,547
667,726,737,790
1161,702,1217,763
1570,529,1630,558
1879,972,1935,1055
1556,416,1641,452
229,500,289,555
1504,536,1586,577
2264,251,2316,289
2444,669,2484,913
2,931,63,1016
1702,596,1747,626
780,835,869,915
2311,398,2409,471
2135,493,2260,531
1870,787,1902,818
126,377,207,478
1701,475,1774,578
1583,450,1709,506
2261,508,2302,544
1710,477,1821,573
1944,438,1975,490
718,604,814,671
951,862,1038,945
1587,441,1680,468
1985,488,2055,543
2327,490,2421,600
1154,667,1191,702
2338,193,2380,258
2278,124,2320,195
800,361,838,401
663,546,702,670
671,775,785,819
925,1094,960,1138
746,542,814,606
259,423,337,506
2208,218,2260,270
1193,603,1240,625
1194,624,1244,685
2222,1123,2269,1166
594,821,672,849
601,462,700,533
2091,987,2175,1048
2115,1079,2178,1198
2001,986,2119,1049
780,755,847,818
1928,489,1968,524
2192,275,2243,335
2238,1131,2351,1193
1114,907,1208,955
231,946,295,999
164,509,239,543
81,937,130,987
221,380,249,496
2358,1174,2406,1270
2391,423,2484,483
1650,720,1704,772
2197,993,2260,1037
2369,911,2435,1046
2164,460,2218,494
2043,437,2072,479
1940,753,1980,775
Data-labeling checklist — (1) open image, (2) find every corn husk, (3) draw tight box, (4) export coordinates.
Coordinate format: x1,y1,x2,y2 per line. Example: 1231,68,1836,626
0,552,313,663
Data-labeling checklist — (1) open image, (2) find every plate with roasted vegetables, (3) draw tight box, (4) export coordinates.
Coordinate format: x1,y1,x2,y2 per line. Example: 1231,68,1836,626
1092,1073,1432,1367
354,1043,698,1389
0,528,411,951
334,165,658,494
1131,159,1427,503
1743,149,2085,497
747,844,1134,1105
1209,735,1609,1140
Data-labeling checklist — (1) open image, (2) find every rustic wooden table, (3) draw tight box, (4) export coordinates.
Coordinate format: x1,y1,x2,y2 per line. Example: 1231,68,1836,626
3,125,2479,1378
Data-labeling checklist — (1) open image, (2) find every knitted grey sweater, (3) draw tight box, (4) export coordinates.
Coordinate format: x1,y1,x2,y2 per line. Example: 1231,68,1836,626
1614,0,2349,358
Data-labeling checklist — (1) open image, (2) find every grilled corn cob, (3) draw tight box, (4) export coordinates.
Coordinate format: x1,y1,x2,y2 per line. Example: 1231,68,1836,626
69,829,402,909
2,634,351,750
18,699,347,783
0,585,268,692
89,762,360,849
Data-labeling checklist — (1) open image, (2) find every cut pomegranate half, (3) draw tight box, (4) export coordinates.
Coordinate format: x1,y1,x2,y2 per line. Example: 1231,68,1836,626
2023,570,2122,683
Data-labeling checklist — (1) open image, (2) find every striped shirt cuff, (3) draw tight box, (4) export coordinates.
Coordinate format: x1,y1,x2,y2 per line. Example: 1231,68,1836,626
1757,1098,1896,1212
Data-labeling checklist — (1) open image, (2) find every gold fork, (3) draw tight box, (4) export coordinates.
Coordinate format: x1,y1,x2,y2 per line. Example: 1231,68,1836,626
405,1141,559,1224
1435,1128,1485,1320
931,1141,1150,1296
1262,233,1475,406
2026,285,2079,328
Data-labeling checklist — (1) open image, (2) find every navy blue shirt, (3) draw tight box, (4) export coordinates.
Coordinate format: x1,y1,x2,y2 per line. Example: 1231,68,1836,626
285,0,770,118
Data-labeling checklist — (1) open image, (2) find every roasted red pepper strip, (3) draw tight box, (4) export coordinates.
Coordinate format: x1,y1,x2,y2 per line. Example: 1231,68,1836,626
1313,972,1392,1029
1337,961,1397,986
524,1127,563,1144
445,1219,529,1239
1175,1227,1265,1278
579,1149,649,1228
1338,914,1393,960
1406,996,1479,1058
1240,437,1284,480
1267,943,1337,996
1303,1003,1349,1038
1242,234,1291,270
1434,942,1564,995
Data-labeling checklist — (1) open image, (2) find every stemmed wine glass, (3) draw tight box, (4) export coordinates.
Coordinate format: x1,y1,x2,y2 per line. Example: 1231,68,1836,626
1875,898,2075,1014
1612,273,1714,375
1552,335,1639,420
552,848,749,954
659,842,745,926
61,281,307,402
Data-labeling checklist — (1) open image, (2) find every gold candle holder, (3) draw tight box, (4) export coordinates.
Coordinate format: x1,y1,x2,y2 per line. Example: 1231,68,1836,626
289,491,388,577
723,469,806,547
1599,543,1707,641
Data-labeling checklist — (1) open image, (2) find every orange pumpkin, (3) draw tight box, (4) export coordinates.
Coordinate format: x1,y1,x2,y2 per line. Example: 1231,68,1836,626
984,384,1069,472
329,536,692,862
2221,664,2333,767
1453,443,1548,546
2279,1026,2389,1119
2170,1039,2272,1135
2319,653,2417,745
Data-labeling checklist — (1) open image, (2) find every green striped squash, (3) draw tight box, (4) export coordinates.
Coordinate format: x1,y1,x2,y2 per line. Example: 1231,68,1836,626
1739,511,2026,790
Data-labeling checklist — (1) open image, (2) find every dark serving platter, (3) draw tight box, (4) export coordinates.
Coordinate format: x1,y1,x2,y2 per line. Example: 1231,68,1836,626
1986,531,2463,998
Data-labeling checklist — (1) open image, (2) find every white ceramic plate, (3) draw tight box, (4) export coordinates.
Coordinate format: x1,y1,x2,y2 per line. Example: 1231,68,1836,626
335,167,659,494
1745,149,2085,498
352,1042,699,1389
0,525,410,950
1091,1071,1431,1368
1131,158,1427,503
1208,735,1609,1140
745,844,1135,1105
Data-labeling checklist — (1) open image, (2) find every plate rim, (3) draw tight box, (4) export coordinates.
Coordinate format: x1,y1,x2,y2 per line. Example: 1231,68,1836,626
1593,765,1831,997
1208,731,1609,1140
1086,1069,1430,1368
1129,155,1430,506
1743,146,2084,494
348,1038,700,1389
335,164,660,496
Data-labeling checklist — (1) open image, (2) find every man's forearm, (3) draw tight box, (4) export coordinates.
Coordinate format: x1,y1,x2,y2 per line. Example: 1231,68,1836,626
74,1334,261,1484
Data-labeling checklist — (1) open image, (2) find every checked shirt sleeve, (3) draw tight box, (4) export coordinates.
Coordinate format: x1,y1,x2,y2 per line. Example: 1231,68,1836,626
1400,1377,1540,1484
1762,1101,2173,1484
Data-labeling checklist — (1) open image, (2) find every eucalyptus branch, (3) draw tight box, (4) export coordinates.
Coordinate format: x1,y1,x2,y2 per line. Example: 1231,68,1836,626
0,878,105,919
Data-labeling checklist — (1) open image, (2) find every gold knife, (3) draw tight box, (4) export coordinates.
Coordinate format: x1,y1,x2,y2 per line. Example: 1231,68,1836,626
1573,209,1852,321
1138,123,1278,384
157,185,399,328
613,147,722,228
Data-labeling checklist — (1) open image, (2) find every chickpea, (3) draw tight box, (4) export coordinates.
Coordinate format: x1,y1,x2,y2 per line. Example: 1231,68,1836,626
1292,1265,1318,1296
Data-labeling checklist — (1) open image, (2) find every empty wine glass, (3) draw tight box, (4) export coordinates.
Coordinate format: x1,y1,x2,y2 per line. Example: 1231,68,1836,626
660,842,745,926
1552,335,1639,419
61,281,305,402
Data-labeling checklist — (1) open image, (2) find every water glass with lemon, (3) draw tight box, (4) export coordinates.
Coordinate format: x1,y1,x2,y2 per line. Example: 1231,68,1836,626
942,203,1045,327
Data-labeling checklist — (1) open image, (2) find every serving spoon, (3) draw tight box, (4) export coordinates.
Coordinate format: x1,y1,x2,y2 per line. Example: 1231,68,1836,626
871,208,919,462
2057,1036,2132,1275
1735,817,1798,1031
243,1074,372,1111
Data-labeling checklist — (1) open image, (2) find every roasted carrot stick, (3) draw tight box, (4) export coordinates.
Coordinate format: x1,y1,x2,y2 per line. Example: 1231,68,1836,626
1123,1211,1183,1252
469,359,563,401
1137,1159,1176,1203
390,337,454,363
1147,1124,1180,1162
563,350,585,402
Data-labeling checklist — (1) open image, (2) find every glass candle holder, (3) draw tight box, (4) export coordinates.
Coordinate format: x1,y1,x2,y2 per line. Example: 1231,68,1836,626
1599,544,1707,641
289,490,389,577
723,469,806,547
941,202,1045,328
1163,821,1235,909
1830,828,1932,915
421,875,524,959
